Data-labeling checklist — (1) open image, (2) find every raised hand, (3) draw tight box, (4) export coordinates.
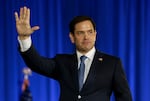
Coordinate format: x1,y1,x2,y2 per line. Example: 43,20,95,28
14,6,40,40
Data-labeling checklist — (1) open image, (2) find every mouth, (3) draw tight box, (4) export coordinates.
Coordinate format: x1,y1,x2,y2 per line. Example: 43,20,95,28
82,41,91,44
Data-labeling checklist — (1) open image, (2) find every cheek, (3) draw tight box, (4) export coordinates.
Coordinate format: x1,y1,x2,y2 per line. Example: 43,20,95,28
74,38,83,46
94,37,96,41
74,36,81,41
92,35,96,42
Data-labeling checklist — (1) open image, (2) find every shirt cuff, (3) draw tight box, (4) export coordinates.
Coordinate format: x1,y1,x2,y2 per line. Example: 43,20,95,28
18,36,32,52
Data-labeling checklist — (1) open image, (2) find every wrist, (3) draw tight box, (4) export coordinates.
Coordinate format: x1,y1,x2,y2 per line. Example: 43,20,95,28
18,35,30,40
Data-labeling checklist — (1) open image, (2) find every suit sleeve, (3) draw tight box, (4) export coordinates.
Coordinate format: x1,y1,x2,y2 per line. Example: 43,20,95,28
113,59,132,101
19,44,59,80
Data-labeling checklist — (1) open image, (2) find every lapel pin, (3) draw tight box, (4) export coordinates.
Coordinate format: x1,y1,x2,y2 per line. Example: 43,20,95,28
98,58,103,62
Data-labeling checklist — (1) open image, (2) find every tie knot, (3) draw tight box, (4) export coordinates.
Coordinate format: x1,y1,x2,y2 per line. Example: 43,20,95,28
80,55,87,62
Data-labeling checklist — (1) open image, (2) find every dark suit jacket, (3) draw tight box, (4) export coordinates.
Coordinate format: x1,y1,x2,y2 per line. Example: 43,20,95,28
20,45,132,101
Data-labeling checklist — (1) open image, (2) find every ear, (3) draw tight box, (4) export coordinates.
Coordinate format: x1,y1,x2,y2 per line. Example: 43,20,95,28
69,33,75,43
95,30,97,34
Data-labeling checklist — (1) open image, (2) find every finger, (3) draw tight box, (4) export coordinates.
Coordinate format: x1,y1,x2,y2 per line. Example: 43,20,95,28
20,7,23,19
23,6,27,19
23,26,40,35
31,26,40,31
26,8,30,22
14,12,19,22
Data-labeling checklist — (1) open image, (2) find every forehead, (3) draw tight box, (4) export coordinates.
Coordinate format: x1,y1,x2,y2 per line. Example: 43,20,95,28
74,20,94,31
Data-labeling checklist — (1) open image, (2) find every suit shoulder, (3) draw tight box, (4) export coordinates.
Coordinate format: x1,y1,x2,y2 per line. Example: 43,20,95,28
55,53,75,59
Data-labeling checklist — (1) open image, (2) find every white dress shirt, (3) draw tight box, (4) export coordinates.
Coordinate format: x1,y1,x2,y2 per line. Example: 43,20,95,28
18,36,32,52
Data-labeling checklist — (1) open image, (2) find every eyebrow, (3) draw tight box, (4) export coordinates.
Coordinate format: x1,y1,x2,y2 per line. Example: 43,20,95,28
76,29,93,32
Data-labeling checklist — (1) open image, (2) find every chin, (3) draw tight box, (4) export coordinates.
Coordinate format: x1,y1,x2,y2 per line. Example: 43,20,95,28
77,46,93,53
81,48,92,53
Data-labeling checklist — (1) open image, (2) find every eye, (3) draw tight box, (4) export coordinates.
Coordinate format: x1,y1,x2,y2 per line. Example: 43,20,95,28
77,31,84,35
87,30,93,34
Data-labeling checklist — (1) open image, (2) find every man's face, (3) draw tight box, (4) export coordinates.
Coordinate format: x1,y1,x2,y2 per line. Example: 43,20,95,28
69,20,97,54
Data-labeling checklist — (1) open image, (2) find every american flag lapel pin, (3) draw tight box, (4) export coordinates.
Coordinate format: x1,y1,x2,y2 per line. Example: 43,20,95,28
98,57,103,62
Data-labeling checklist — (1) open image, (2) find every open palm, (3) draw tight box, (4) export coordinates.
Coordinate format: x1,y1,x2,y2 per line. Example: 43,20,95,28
15,7,39,36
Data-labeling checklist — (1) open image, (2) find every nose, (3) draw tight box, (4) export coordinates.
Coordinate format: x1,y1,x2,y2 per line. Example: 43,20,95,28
84,32,89,39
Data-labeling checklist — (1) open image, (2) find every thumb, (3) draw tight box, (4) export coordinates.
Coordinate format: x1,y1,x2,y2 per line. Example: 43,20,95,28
31,26,40,31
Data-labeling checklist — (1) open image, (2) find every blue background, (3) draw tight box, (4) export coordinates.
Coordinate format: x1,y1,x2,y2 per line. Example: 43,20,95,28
0,0,150,101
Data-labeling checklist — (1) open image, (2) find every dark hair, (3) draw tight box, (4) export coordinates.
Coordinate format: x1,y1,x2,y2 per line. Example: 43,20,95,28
69,16,96,34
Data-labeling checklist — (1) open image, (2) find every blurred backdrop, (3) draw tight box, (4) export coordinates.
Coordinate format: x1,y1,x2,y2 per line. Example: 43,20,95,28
0,0,150,101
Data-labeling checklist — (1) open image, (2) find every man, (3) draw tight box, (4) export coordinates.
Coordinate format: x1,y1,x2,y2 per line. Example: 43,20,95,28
15,6,132,101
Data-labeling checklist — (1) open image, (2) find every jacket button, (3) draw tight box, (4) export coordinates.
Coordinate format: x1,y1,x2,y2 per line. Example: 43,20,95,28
78,95,81,99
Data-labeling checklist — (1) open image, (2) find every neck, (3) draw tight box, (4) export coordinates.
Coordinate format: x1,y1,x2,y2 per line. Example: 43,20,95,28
77,47,95,55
